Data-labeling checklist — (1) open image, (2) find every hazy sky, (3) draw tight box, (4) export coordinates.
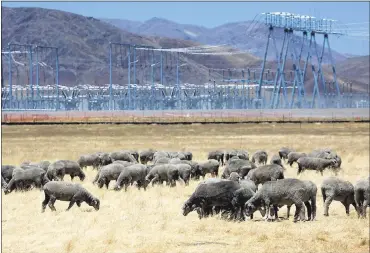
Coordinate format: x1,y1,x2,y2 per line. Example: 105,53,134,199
2,1,369,55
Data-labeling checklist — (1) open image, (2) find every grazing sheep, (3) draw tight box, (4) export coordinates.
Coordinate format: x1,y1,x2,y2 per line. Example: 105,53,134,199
270,154,283,167
297,157,337,176
321,177,358,216
110,151,137,163
272,180,317,221
20,161,51,172
169,159,199,179
139,149,156,164
251,150,268,165
287,152,307,167
231,187,265,220
245,178,314,222
47,160,85,181
93,163,129,189
96,152,113,167
153,151,171,163
197,159,220,179
308,148,342,169
114,164,150,191
173,164,192,186
225,150,249,162
246,164,285,186
145,164,180,187
208,150,225,166
41,181,100,212
1,165,16,183
77,153,101,169
4,167,49,194
278,147,294,161
354,178,370,218
221,159,256,179
182,180,241,220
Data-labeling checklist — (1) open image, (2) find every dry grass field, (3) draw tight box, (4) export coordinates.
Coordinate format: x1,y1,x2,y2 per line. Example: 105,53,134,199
1,123,369,253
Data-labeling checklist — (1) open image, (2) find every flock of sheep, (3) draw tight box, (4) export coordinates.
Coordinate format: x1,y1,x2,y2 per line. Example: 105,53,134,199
1,147,369,223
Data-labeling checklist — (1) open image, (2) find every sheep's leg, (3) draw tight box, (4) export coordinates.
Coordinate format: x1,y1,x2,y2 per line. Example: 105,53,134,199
41,192,50,213
76,201,82,207
363,198,369,218
70,175,74,181
324,195,334,216
341,201,351,216
92,173,99,184
273,205,279,221
48,196,57,211
286,205,291,219
66,199,76,211
304,201,312,221
293,202,304,222
105,180,110,189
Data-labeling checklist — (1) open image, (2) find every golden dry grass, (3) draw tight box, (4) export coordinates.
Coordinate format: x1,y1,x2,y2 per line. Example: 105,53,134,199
1,123,370,253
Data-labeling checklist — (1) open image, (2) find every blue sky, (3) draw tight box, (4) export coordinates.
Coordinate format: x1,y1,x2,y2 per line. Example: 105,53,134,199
2,1,369,55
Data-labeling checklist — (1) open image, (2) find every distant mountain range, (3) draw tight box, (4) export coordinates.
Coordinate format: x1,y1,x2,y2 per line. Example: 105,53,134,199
1,7,368,94
102,17,348,63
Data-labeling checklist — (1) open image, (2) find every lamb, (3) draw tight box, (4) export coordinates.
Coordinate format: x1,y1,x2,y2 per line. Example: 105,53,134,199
246,164,285,186
278,147,294,161
354,178,370,218
245,178,315,222
251,150,268,165
42,181,100,212
297,157,337,176
287,152,307,166
321,177,358,216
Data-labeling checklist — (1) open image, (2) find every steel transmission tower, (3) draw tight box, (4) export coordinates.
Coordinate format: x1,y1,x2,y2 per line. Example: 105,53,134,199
256,12,346,109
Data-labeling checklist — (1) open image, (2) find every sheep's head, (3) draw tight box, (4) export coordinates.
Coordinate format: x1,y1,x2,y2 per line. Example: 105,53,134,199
182,202,196,216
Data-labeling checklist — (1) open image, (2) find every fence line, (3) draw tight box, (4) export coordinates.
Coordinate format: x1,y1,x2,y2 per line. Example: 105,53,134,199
1,109,369,124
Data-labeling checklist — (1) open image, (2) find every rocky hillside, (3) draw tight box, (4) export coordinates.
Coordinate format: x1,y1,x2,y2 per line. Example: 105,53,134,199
102,17,348,63
1,7,261,87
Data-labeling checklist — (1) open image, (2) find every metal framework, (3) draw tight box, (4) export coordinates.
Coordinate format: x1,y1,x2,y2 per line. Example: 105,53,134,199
1,12,369,111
